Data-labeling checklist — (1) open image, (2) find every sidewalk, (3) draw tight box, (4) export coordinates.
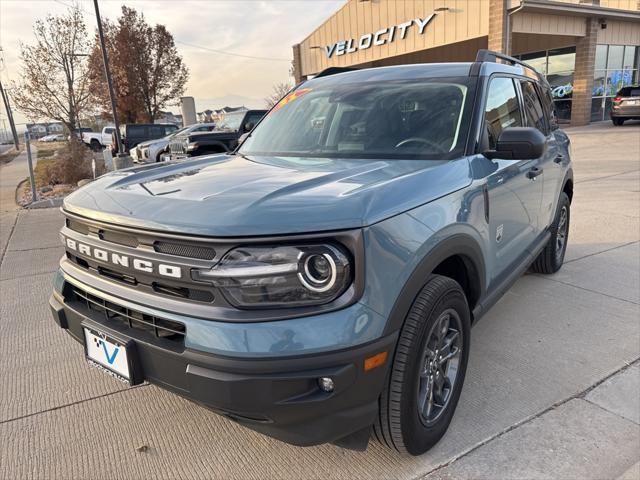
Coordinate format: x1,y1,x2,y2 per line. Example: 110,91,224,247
0,124,638,479
0,146,38,262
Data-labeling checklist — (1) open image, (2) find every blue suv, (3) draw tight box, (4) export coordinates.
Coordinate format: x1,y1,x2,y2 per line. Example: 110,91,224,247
50,50,573,455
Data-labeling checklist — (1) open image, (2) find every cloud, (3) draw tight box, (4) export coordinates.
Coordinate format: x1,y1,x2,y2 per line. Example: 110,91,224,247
0,0,345,127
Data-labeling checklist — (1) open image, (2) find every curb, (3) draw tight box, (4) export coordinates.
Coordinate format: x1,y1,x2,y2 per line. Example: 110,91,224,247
14,177,28,207
617,462,640,480
27,197,64,209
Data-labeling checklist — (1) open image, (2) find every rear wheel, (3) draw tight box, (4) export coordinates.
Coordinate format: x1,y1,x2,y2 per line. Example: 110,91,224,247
612,118,625,126
531,192,570,274
373,275,470,455
89,139,101,151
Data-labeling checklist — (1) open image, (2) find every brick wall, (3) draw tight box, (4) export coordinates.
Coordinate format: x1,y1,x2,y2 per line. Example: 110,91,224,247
488,0,508,53
571,18,598,126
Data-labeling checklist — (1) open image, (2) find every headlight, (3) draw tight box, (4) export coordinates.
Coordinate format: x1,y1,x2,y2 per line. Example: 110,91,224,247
192,244,352,308
186,142,198,151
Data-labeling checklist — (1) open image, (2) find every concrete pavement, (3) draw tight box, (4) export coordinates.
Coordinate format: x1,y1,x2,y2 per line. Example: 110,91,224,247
0,122,638,479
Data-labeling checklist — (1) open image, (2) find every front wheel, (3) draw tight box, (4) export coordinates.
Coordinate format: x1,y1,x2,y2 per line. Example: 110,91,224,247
373,275,470,455
531,192,570,274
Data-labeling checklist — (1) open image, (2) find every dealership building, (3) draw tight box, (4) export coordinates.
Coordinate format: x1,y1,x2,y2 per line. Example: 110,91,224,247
292,0,640,125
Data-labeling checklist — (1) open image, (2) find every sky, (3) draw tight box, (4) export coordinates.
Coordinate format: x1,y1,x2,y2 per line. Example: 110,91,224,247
0,0,345,130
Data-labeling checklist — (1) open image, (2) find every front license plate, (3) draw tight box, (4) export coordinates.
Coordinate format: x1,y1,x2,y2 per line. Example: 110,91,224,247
84,327,131,382
160,153,172,162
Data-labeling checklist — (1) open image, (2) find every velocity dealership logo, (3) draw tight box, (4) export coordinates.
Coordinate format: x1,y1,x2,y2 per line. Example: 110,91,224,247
324,14,436,58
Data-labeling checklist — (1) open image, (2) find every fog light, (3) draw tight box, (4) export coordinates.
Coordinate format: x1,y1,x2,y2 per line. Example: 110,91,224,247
318,377,334,392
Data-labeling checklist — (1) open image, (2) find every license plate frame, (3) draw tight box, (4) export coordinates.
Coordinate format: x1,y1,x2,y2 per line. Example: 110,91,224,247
82,324,142,385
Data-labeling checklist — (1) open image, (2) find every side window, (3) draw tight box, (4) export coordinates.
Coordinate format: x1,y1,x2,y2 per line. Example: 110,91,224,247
540,84,559,131
484,77,523,149
520,81,548,134
245,113,264,128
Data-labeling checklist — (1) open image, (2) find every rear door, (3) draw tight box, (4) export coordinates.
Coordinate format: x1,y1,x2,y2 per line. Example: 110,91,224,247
519,80,563,229
483,76,543,282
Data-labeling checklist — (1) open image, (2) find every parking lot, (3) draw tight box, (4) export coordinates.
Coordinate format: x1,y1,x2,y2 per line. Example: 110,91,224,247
0,122,638,479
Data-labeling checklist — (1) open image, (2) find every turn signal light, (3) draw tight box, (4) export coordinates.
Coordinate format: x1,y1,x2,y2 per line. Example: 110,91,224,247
364,351,388,372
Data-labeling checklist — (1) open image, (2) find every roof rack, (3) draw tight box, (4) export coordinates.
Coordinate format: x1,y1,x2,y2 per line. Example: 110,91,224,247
472,49,543,79
314,66,359,78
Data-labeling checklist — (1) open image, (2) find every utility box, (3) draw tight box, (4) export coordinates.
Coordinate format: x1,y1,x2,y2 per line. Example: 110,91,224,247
180,97,197,126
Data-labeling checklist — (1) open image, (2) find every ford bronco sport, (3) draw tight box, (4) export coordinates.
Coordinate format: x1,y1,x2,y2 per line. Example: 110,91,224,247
50,50,573,455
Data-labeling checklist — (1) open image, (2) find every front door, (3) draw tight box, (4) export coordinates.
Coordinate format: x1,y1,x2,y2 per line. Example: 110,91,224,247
483,76,543,283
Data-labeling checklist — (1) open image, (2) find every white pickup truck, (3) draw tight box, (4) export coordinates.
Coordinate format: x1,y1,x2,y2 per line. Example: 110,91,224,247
81,126,115,151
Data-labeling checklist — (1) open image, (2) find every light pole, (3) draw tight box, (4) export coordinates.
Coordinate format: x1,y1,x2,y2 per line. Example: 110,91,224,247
0,79,20,149
92,0,124,156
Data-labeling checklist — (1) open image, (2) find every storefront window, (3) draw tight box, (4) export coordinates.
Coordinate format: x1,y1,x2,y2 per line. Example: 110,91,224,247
592,45,639,121
595,45,608,71
519,45,639,123
607,45,624,70
517,48,575,122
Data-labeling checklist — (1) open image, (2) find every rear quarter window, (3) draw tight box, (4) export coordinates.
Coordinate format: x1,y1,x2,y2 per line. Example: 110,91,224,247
127,125,146,137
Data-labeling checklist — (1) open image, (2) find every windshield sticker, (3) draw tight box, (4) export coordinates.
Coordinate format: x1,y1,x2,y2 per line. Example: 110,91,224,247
270,88,312,115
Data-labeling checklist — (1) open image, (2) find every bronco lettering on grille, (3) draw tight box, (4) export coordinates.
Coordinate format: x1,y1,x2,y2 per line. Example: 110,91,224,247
64,236,182,278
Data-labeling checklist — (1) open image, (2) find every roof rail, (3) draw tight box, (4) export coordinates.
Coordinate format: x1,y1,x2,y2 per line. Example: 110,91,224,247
473,49,543,79
314,67,359,78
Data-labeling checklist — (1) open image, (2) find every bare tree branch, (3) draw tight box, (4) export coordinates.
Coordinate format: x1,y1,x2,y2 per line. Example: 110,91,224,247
11,3,91,132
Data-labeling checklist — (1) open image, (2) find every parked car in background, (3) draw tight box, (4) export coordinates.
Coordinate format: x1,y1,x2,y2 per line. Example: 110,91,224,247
50,51,573,454
69,127,93,141
112,124,179,155
611,85,640,125
166,110,266,160
131,123,217,164
40,134,66,142
82,126,115,151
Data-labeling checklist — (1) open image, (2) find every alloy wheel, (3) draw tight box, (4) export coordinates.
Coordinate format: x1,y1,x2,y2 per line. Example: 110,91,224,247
556,205,568,263
417,308,463,426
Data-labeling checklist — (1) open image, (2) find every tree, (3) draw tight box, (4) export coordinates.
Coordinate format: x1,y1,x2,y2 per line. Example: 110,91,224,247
12,4,91,133
87,7,188,123
265,82,293,108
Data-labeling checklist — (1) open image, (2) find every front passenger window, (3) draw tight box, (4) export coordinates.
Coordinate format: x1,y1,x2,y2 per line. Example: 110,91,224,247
484,77,523,149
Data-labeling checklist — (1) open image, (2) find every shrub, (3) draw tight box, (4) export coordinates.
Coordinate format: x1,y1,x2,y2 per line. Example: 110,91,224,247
38,139,93,186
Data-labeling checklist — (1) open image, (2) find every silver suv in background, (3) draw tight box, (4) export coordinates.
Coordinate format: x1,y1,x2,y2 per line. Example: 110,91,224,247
611,85,640,126
131,123,217,163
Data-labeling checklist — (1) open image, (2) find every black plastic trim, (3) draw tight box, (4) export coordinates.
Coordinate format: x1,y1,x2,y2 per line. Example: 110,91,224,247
382,234,486,335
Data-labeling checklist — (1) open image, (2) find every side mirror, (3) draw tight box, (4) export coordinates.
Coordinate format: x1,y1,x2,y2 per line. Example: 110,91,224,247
243,122,255,132
484,127,545,160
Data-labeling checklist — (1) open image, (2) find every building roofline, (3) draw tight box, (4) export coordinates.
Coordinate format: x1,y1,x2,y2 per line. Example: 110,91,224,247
514,0,640,20
295,0,349,46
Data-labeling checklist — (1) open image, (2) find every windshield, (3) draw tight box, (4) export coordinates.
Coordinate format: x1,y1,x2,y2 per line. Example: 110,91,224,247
215,112,245,131
240,77,476,159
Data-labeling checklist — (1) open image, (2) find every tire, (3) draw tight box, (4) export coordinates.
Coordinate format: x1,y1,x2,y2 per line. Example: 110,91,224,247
373,275,471,455
531,192,570,274
612,118,624,126
90,139,101,151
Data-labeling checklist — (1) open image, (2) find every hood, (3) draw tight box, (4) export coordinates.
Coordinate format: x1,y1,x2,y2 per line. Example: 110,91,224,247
63,154,471,237
137,137,169,148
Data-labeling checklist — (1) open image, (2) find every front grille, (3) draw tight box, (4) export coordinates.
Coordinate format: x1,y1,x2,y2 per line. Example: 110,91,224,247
72,286,186,347
67,219,90,235
66,252,215,303
154,241,215,260
169,140,186,154
99,229,139,248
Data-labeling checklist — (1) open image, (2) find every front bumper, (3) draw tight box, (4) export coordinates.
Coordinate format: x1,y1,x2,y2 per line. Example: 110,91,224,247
49,278,396,448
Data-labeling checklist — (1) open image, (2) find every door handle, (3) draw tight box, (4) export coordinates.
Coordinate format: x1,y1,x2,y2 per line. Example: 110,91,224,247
554,154,564,164
526,167,543,180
